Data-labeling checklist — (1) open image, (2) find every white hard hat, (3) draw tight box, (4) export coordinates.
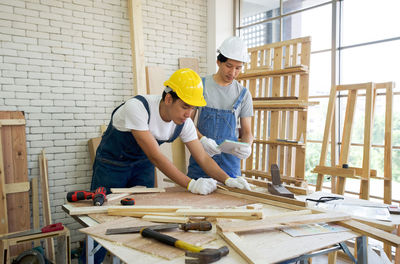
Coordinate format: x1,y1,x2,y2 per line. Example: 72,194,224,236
217,36,250,63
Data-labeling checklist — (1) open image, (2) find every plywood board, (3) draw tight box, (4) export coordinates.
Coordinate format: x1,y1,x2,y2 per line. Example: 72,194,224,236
80,217,215,260
0,111,30,255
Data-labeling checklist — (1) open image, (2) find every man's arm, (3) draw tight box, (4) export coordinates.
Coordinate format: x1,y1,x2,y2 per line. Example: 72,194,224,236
239,116,253,144
131,129,191,188
185,139,229,183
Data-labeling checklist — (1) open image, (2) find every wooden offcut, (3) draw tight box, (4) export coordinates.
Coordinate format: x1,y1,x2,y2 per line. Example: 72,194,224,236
110,187,165,194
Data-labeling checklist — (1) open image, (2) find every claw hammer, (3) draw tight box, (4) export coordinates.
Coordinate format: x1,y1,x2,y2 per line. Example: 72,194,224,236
140,228,229,264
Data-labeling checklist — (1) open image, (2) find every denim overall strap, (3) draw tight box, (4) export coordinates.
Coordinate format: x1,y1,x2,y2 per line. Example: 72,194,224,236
188,84,248,179
91,95,156,192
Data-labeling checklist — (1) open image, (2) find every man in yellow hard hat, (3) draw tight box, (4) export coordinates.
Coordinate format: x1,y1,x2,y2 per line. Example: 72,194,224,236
188,36,253,190
91,68,244,196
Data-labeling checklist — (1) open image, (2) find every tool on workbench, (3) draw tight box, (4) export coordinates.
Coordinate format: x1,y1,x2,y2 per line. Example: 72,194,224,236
267,164,295,198
0,223,64,240
140,227,228,264
105,221,212,235
120,197,135,205
66,190,94,202
93,186,106,206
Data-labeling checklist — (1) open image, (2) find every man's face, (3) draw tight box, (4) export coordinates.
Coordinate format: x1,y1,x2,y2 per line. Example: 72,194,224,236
166,95,195,125
216,58,243,84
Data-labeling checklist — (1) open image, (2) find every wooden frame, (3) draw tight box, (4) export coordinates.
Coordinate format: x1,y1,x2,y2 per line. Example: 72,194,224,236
238,37,313,186
314,82,394,203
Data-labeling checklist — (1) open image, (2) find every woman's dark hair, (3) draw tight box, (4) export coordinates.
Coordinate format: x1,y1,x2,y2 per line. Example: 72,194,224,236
217,53,228,63
162,88,180,102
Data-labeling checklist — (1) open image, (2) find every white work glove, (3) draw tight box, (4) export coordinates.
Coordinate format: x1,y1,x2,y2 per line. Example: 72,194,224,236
231,145,252,159
200,136,221,157
187,178,217,195
225,176,251,191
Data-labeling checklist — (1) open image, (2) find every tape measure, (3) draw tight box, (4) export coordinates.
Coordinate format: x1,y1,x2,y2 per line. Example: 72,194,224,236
120,198,135,205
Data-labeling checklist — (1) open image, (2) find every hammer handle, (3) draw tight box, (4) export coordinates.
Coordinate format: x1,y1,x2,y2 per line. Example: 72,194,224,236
141,228,203,252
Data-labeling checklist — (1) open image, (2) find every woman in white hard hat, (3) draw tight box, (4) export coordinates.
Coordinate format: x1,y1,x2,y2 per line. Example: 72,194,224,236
188,36,253,190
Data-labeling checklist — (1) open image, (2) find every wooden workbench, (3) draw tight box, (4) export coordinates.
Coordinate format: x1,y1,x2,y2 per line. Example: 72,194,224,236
62,187,366,263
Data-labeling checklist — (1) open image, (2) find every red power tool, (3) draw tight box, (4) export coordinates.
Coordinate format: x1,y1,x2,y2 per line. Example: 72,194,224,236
66,187,107,206
93,187,106,206
66,190,94,202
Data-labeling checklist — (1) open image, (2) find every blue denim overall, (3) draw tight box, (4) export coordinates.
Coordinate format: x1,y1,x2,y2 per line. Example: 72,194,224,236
90,95,184,194
187,82,248,179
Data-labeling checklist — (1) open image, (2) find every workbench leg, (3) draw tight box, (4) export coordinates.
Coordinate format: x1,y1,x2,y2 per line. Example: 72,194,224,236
328,251,337,264
86,235,94,264
56,230,71,264
112,255,121,264
356,236,367,264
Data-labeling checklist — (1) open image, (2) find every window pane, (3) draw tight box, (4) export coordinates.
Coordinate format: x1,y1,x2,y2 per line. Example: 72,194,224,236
341,40,400,85
309,51,331,96
283,0,331,14
307,97,329,141
342,0,400,46
240,20,280,48
282,4,331,51
239,0,280,27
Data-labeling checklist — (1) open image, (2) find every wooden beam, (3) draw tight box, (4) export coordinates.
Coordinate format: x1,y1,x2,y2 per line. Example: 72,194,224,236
0,119,26,126
0,128,7,234
127,0,146,95
31,177,40,247
217,212,350,233
5,182,29,194
110,187,165,194
175,208,263,220
312,165,356,178
245,177,309,195
141,215,189,223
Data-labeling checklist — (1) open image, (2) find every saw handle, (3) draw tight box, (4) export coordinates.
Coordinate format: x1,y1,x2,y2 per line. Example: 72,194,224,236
141,228,203,252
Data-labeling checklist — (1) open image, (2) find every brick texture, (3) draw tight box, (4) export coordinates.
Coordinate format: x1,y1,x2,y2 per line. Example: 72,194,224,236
0,0,207,248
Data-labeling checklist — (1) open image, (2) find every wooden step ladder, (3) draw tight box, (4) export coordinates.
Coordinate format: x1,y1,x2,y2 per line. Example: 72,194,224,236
313,82,394,202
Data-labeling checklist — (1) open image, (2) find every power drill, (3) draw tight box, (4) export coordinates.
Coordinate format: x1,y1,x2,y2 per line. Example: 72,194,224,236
93,187,106,206
66,187,106,206
66,190,94,202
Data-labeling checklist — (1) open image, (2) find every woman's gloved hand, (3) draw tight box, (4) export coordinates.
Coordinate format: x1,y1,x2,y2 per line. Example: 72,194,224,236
200,136,221,157
187,178,217,195
231,145,252,159
225,176,251,191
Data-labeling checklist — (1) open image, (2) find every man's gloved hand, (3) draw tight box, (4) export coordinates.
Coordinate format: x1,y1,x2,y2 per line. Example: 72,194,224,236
225,176,251,191
200,136,221,157
231,145,252,159
187,178,217,195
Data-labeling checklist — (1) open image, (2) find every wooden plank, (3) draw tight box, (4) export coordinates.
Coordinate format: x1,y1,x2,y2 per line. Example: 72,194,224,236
178,58,199,73
221,185,307,207
175,208,263,220
217,231,259,264
110,187,166,194
217,212,350,233
127,0,146,95
252,100,317,109
0,111,30,256
88,137,101,165
383,84,393,204
0,128,7,234
338,219,400,247
39,149,55,262
312,165,356,178
109,205,191,213
4,182,29,194
141,215,189,223
245,177,309,195
145,66,166,95
0,119,26,126
31,177,40,247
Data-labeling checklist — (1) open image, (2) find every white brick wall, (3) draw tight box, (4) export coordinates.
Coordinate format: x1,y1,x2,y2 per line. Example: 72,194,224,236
0,0,207,250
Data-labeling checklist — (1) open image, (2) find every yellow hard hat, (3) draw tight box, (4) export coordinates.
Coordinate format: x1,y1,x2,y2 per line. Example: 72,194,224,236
163,68,206,107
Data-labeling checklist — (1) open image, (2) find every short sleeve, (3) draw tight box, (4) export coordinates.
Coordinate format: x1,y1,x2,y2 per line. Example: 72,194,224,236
179,118,198,143
239,89,254,118
124,98,150,131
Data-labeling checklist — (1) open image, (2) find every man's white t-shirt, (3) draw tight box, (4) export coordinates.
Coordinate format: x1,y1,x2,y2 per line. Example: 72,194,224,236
112,95,197,143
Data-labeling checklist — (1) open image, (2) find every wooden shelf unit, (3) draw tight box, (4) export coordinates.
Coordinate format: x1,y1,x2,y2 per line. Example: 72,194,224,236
239,37,314,187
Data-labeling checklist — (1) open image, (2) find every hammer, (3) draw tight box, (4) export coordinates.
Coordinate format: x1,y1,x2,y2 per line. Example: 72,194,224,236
140,228,229,264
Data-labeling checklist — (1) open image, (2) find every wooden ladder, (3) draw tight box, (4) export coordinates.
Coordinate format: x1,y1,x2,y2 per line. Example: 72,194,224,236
314,82,393,202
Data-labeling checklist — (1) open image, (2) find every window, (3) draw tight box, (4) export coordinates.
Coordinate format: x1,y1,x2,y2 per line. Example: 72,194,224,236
237,0,400,202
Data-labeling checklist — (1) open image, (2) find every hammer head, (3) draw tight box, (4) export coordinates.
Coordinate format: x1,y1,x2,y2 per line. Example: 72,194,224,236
185,246,229,264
